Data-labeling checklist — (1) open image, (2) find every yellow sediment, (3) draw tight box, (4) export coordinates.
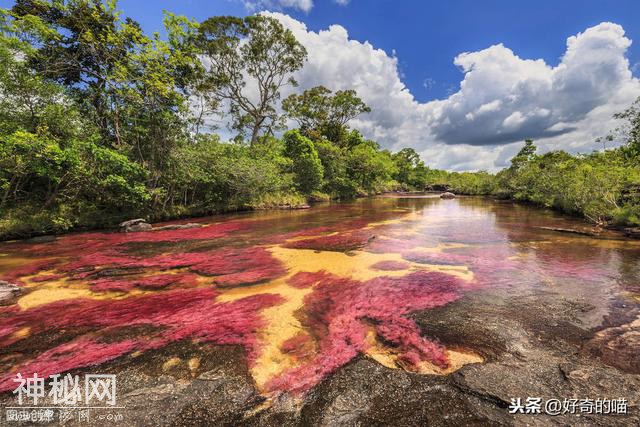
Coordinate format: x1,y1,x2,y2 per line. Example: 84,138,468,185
11,327,31,340
162,357,181,372
188,357,200,374
217,242,473,391
217,275,314,389
17,272,151,310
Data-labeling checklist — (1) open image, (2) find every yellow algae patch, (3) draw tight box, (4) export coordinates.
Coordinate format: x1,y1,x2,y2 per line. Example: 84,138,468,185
17,276,150,310
217,276,314,390
363,210,422,229
269,246,473,282
285,231,338,243
18,286,113,310
11,327,31,340
417,350,484,375
188,357,201,375
162,357,182,372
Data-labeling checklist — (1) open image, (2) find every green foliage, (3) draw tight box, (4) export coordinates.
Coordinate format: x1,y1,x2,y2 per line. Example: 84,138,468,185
494,142,640,225
346,140,397,194
282,85,370,142
392,148,429,190
283,130,324,195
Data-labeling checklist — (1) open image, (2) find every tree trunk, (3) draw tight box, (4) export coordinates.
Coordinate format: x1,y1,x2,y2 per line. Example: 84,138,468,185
249,116,266,147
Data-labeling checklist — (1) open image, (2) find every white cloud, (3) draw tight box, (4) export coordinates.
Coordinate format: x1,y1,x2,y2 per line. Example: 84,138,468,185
254,14,640,170
244,0,314,13
241,0,349,12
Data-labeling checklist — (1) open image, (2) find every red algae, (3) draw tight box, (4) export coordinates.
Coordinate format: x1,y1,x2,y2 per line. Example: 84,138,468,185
280,333,315,360
0,288,284,392
266,270,462,394
88,272,200,292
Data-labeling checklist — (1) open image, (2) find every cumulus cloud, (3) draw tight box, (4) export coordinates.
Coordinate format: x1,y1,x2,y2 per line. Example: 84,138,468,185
253,14,640,170
430,23,636,147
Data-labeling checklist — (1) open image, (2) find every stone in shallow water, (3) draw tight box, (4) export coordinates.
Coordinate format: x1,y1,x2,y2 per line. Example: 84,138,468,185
119,218,152,233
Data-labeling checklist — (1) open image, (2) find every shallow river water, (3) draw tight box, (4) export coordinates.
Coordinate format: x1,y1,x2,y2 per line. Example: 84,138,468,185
0,195,638,425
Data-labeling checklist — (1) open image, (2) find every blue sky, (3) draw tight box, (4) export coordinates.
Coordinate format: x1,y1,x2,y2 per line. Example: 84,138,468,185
2,0,640,170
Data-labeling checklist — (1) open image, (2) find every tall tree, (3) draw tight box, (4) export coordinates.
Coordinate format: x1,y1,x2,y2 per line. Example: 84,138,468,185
197,15,307,146
282,85,370,142
11,0,144,145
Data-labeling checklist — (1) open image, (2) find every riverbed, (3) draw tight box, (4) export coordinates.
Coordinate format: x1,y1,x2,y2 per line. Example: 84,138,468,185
0,195,638,425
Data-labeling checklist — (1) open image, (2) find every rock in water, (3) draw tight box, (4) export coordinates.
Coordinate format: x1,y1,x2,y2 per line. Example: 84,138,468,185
0,281,21,302
119,219,152,233
440,192,456,199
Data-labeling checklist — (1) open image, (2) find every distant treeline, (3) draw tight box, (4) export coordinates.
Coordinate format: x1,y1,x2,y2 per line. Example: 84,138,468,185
1,1,639,239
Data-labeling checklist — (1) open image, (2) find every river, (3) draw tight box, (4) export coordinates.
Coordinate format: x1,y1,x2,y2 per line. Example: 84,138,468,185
0,195,638,425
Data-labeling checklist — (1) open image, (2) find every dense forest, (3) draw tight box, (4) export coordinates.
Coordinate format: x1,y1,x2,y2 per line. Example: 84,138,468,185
1,0,639,239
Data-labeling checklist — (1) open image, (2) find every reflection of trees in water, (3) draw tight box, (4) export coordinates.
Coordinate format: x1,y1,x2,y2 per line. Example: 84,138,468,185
615,249,640,294
480,196,640,303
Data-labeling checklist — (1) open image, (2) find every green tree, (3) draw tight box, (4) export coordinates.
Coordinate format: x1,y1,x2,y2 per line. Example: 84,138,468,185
198,15,307,146
510,139,537,170
392,147,426,189
346,140,396,194
9,1,201,174
282,86,370,142
283,130,324,194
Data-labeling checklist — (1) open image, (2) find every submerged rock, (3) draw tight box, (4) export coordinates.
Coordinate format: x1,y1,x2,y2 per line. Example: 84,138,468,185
119,218,152,233
440,192,456,199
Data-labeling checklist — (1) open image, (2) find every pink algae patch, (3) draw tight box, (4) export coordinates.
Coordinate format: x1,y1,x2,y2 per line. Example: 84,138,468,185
88,273,200,292
266,270,462,394
0,288,284,392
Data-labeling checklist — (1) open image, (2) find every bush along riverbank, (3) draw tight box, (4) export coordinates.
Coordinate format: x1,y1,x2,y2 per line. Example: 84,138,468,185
1,2,639,240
